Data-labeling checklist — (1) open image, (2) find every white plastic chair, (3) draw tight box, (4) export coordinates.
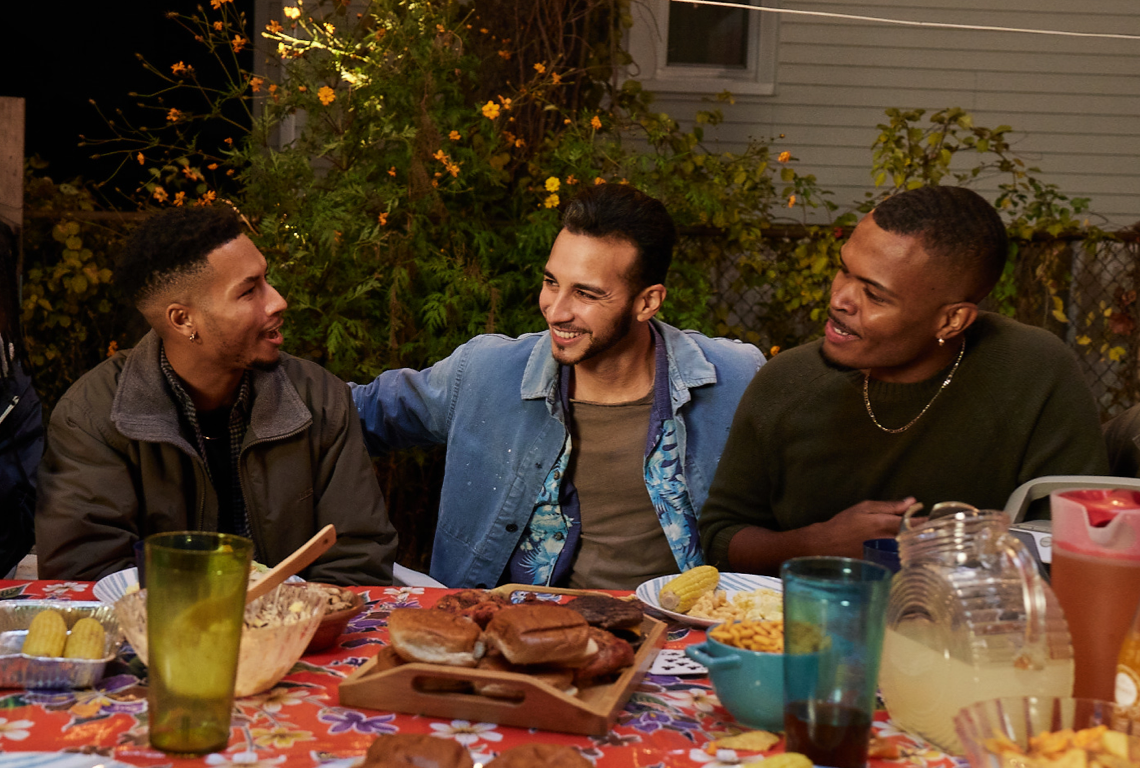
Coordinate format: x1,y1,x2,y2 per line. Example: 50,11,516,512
1003,475,1140,523
392,562,446,588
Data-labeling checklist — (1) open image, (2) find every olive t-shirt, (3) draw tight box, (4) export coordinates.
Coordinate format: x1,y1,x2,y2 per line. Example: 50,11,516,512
566,390,678,590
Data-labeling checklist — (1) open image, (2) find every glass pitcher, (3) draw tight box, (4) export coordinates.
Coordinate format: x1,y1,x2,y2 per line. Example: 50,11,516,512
878,503,1074,754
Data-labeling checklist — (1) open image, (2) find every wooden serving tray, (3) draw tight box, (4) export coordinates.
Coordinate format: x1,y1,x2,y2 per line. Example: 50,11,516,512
338,585,666,736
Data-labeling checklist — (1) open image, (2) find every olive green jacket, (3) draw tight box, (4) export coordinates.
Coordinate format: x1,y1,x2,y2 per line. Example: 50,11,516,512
35,330,397,585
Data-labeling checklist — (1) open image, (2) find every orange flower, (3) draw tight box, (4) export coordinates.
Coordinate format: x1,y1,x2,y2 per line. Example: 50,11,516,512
136,152,145,165
449,130,461,141
207,163,218,170
551,72,562,84
378,212,389,226
152,186,169,202
196,190,217,206
497,50,511,60
182,166,202,181
534,62,546,74
388,166,396,177
232,35,248,52
594,177,605,185
166,108,183,122
171,61,188,75
481,101,500,119
268,83,279,101
213,21,224,31
250,76,263,93
590,115,602,130
210,0,232,8
173,191,186,207
445,163,460,177
266,20,283,34
318,86,335,105
566,174,578,185
224,137,234,145
106,340,119,358
788,194,797,207
283,6,300,19
226,169,235,176
433,149,449,163
770,345,781,356
514,138,525,148
778,151,792,163
497,96,512,109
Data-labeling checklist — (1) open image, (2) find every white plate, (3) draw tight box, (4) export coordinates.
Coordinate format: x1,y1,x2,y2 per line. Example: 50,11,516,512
0,753,137,768
92,567,303,605
635,572,782,627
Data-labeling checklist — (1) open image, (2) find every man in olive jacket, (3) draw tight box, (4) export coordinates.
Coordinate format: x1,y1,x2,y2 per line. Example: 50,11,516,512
36,207,397,584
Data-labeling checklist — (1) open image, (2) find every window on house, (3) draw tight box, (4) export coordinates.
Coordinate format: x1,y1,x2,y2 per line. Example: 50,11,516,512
628,0,778,97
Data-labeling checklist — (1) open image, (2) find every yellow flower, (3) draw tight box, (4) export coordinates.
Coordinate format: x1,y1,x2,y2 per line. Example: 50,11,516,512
788,194,797,207
283,6,300,19
590,115,602,130
213,21,224,31
544,177,560,193
250,76,263,93
388,166,396,177
378,212,389,226
594,177,605,185
449,130,461,141
324,23,335,34
171,61,187,75
232,35,248,52
136,152,145,165
266,20,283,34
196,190,217,206
481,101,500,119
551,72,562,84
210,0,232,8
166,108,183,122
318,86,336,105
778,150,792,163
534,62,546,74
543,193,560,209
173,191,186,207
152,186,168,202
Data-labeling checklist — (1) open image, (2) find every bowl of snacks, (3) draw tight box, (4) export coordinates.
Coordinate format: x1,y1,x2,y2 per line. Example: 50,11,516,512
304,583,365,654
685,619,786,730
954,696,1140,768
114,582,325,697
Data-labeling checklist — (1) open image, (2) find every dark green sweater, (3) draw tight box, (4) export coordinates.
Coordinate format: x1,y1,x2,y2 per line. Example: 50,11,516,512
698,312,1109,569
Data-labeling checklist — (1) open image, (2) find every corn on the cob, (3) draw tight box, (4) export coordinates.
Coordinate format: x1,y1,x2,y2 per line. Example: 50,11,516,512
22,609,68,657
63,617,107,660
658,565,719,613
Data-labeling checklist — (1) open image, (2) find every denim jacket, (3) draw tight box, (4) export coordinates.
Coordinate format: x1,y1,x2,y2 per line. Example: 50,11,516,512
351,320,763,588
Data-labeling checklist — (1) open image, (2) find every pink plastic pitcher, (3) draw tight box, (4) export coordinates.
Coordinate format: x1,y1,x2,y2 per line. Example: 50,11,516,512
1050,489,1140,700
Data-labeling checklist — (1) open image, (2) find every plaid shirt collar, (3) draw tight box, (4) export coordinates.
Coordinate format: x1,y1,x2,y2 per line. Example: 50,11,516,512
158,343,251,460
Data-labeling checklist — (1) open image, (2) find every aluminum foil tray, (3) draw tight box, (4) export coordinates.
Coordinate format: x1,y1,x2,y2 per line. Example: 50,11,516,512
0,601,124,689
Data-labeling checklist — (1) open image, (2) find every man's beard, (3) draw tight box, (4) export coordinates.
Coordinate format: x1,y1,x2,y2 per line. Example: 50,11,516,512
554,306,635,367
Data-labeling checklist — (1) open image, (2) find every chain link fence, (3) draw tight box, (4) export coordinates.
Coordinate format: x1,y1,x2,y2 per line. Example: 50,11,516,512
706,229,1140,420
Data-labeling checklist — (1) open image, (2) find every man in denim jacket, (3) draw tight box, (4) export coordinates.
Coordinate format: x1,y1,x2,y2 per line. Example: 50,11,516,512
352,185,763,589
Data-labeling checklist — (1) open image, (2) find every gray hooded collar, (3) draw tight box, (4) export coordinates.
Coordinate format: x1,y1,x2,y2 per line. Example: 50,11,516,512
110,330,311,453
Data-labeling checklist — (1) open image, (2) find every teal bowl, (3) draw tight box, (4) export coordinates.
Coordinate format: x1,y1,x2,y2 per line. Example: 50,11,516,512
686,630,785,730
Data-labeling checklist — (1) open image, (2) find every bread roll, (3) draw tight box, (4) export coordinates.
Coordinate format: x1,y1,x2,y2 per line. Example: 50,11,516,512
472,654,575,699
485,743,591,768
388,608,483,667
484,604,594,666
364,733,474,768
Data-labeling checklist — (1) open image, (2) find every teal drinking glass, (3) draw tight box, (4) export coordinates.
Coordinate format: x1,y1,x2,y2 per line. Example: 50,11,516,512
781,556,891,768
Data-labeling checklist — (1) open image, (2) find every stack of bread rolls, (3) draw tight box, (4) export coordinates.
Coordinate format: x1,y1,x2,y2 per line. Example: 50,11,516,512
385,592,641,698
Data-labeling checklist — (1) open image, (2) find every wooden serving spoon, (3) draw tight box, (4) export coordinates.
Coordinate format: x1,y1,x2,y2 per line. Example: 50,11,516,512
245,524,337,604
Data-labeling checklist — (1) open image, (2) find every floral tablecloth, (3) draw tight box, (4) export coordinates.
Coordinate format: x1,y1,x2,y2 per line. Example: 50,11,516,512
0,580,963,768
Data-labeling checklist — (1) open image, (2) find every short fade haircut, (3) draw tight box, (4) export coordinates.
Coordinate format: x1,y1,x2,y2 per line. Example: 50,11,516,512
871,186,1008,302
117,206,244,309
560,184,676,289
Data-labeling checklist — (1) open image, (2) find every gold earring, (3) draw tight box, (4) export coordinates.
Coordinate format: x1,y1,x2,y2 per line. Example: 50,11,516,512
189,331,199,342
937,337,945,346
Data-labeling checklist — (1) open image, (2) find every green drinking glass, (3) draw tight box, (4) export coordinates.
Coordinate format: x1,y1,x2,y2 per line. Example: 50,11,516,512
145,531,252,755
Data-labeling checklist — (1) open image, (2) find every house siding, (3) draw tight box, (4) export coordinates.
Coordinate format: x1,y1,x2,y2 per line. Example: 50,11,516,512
631,1,1140,228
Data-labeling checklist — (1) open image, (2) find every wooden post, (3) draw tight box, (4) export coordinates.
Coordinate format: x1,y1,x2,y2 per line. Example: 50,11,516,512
0,97,23,237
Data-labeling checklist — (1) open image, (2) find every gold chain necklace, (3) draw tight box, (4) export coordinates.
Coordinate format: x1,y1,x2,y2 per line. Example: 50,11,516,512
863,339,965,434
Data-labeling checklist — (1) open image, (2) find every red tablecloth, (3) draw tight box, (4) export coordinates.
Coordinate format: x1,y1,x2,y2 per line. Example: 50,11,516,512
0,581,960,767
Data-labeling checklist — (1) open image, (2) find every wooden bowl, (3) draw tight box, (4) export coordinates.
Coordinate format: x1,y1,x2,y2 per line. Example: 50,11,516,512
304,584,365,654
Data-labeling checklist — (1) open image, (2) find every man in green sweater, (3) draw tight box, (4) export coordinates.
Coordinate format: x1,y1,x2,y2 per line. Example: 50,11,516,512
699,186,1108,575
